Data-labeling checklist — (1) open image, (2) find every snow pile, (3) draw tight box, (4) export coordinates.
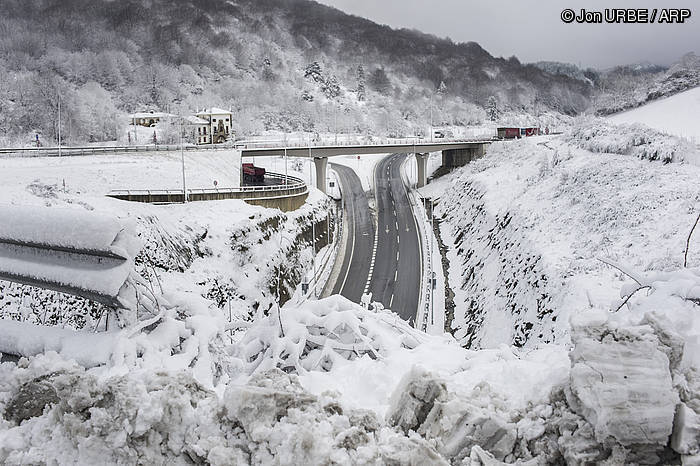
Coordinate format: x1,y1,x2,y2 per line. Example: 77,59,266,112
565,118,698,163
1,282,699,463
238,295,425,375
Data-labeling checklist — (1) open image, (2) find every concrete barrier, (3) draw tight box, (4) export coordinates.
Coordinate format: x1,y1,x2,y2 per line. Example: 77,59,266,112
107,173,309,212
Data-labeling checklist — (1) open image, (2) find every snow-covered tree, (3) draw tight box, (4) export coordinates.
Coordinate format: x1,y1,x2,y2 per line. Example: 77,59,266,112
356,65,366,102
487,96,499,121
368,68,391,95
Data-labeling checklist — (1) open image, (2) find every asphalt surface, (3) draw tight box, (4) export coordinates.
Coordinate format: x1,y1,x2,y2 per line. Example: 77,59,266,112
366,154,421,323
329,163,375,303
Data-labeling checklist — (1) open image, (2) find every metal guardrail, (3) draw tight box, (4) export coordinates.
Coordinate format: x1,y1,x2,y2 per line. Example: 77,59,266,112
106,172,307,204
0,144,234,157
0,134,497,158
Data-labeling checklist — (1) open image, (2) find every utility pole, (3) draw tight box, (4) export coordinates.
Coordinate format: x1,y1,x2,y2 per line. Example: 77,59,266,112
57,93,61,157
312,220,317,298
334,105,338,145
431,197,435,327
284,147,288,185
429,93,433,143
180,114,187,203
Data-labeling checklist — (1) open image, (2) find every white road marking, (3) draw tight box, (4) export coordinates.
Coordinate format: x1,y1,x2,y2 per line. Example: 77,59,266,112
389,293,394,308
394,269,398,280
338,171,357,295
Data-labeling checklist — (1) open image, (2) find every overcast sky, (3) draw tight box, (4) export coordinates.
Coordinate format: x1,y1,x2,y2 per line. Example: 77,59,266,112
316,0,699,69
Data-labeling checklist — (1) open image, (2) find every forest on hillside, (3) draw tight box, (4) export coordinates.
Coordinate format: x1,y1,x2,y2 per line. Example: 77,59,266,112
0,0,595,146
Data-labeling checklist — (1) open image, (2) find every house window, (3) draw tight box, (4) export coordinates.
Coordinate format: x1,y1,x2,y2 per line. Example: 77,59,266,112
203,127,207,134
213,118,216,122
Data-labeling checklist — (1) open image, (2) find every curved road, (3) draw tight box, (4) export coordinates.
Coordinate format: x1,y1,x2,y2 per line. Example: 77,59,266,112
329,163,374,302
366,154,421,323
329,154,422,324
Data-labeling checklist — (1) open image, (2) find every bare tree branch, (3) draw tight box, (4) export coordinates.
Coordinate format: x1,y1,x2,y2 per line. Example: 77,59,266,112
597,257,645,286
613,285,652,312
684,213,700,268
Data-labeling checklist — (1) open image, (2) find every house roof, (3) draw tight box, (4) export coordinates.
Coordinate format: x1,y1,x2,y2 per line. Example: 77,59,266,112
128,112,175,119
196,107,232,116
185,115,209,125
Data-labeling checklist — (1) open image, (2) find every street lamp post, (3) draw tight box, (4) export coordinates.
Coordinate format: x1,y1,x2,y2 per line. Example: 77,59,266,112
180,114,187,203
57,93,62,157
429,93,433,143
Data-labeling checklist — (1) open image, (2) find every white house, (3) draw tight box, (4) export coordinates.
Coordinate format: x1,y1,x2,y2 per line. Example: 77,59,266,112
184,115,210,144
195,107,233,144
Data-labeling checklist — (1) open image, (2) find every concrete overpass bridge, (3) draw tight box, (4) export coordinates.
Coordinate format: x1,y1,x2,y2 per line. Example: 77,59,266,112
239,139,492,193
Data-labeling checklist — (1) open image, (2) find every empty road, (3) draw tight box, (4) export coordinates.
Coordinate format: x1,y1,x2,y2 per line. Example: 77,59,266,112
329,154,422,323
328,163,374,303
366,153,421,323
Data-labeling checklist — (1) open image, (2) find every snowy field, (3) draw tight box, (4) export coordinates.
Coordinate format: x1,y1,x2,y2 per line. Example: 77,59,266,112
608,85,700,142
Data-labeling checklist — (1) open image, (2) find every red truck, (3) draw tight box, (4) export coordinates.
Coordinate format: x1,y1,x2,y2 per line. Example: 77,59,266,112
242,163,266,183
497,127,521,139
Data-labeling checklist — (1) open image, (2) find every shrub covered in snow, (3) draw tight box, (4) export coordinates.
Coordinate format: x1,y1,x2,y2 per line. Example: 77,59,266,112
565,118,697,163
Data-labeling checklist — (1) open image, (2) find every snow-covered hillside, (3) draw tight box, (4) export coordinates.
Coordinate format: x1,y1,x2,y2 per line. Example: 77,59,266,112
608,86,700,142
428,134,700,349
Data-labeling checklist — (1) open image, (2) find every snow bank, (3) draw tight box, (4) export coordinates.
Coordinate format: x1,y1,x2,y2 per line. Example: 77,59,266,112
565,117,698,163
1,278,699,463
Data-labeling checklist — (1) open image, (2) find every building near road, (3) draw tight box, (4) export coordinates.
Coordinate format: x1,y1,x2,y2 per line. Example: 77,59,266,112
128,108,234,145
184,115,210,144
129,111,175,127
195,108,233,144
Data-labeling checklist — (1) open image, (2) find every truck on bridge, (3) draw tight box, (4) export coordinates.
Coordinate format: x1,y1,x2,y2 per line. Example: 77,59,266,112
242,163,266,183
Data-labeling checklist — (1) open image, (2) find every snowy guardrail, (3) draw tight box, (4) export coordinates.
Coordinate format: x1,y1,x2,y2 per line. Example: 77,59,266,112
0,135,495,158
0,144,238,157
0,204,141,309
107,172,307,204
236,136,495,151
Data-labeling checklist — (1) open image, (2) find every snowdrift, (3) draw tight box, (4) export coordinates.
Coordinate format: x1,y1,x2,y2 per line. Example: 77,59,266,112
1,283,698,464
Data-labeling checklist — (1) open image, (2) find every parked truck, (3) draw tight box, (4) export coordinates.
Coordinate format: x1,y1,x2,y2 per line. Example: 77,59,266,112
242,163,266,183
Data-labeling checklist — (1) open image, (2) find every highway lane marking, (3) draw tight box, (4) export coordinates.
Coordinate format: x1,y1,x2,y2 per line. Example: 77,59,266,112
398,153,423,326
364,156,384,295
397,251,400,261
338,169,357,296
394,269,398,280
389,293,394,308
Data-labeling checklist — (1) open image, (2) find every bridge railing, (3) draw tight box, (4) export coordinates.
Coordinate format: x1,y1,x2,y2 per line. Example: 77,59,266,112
106,172,307,204
235,135,496,150
0,133,497,158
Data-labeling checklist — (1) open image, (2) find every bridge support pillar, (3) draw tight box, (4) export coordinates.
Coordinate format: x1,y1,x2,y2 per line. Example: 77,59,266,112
414,153,428,188
314,156,328,194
